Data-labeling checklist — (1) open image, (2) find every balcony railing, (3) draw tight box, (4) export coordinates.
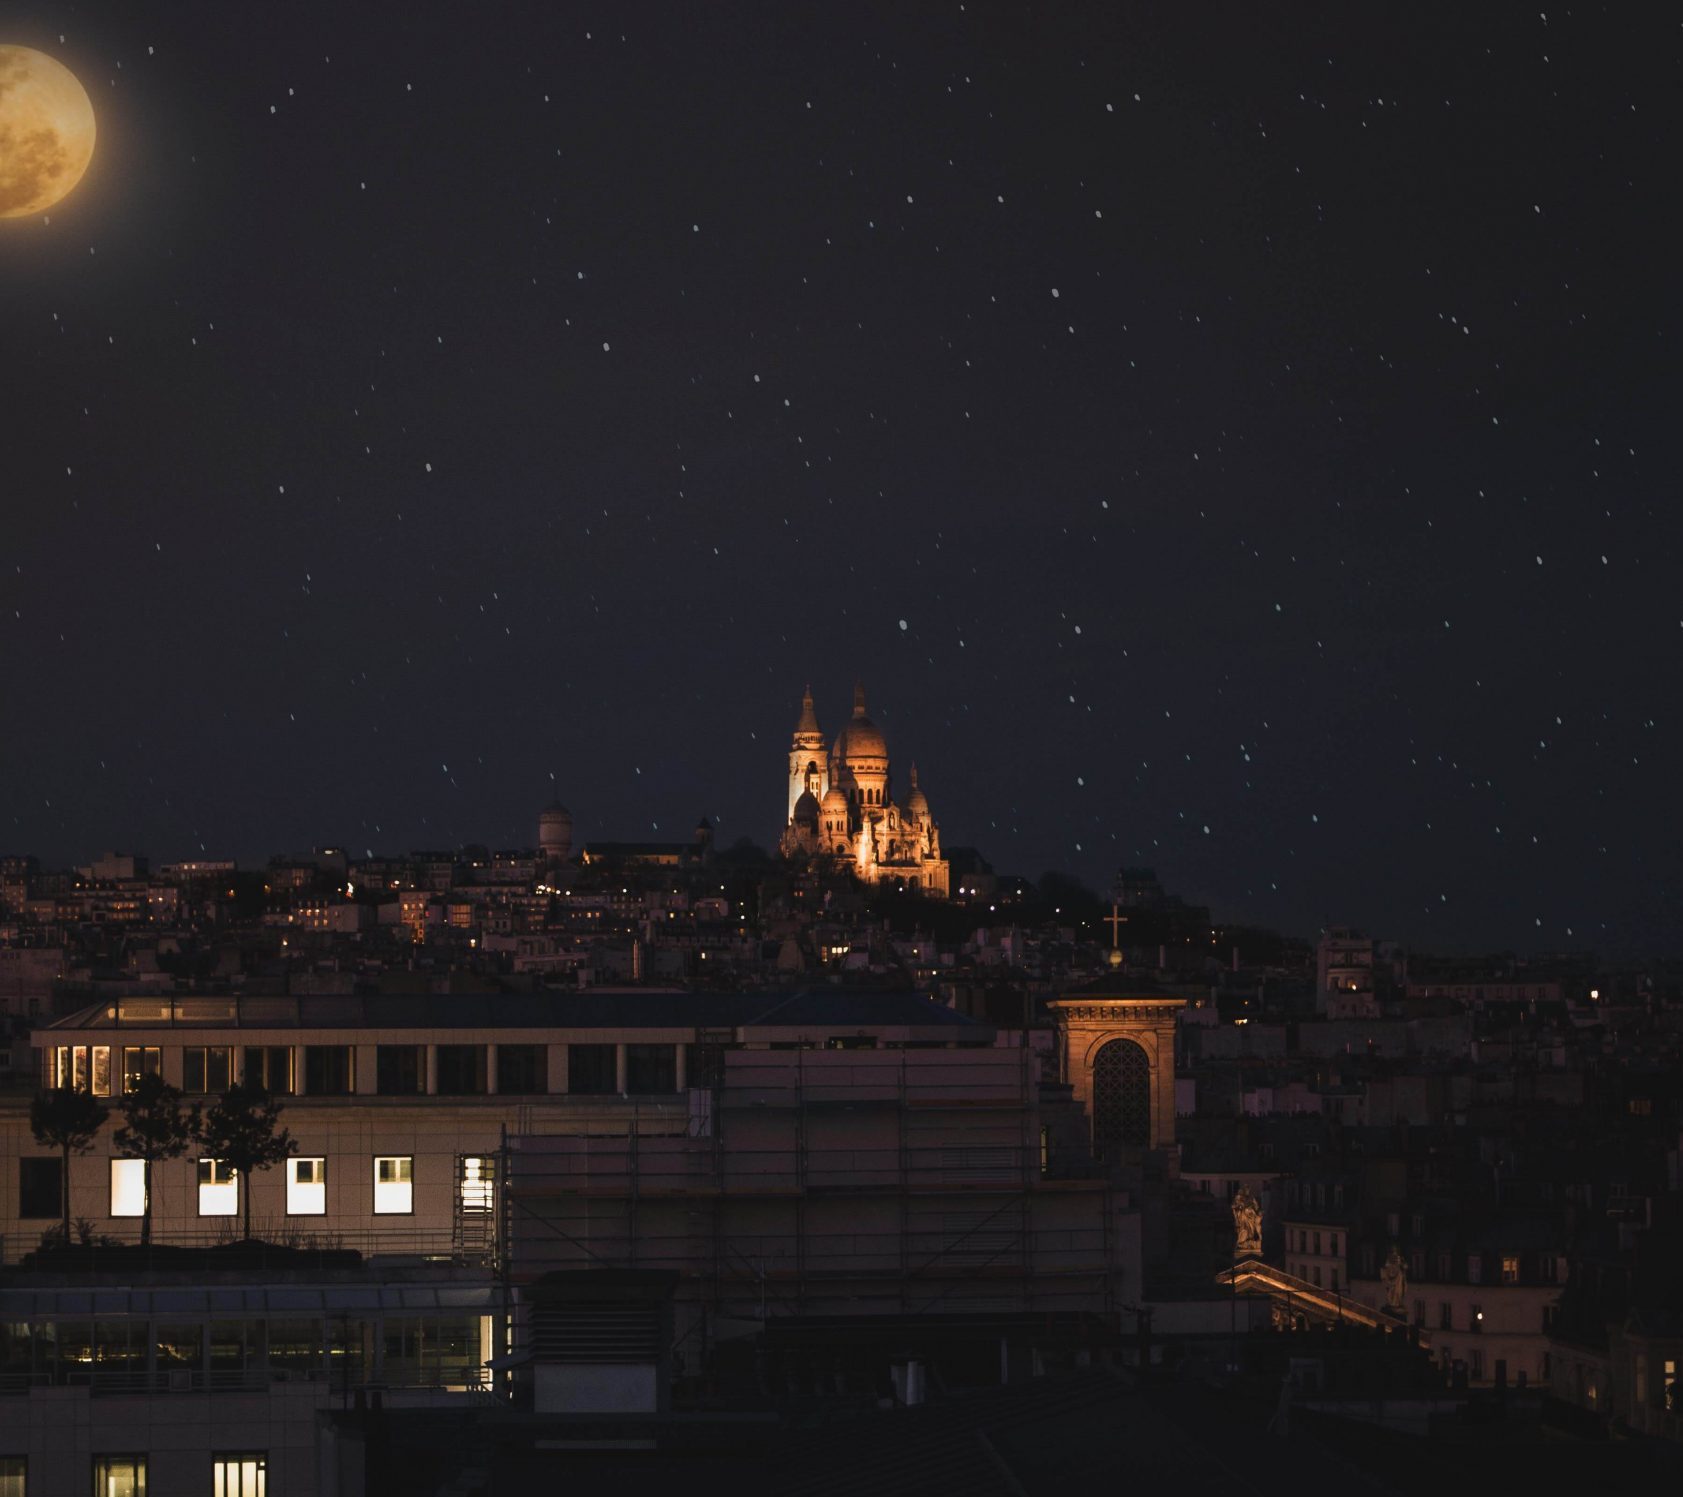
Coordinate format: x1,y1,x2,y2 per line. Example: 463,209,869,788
1,1223,468,1269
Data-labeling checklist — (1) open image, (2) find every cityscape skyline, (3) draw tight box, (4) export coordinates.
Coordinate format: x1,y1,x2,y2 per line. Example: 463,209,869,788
5,5,1677,959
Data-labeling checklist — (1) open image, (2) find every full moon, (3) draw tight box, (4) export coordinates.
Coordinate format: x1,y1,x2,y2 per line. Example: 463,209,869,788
0,46,96,218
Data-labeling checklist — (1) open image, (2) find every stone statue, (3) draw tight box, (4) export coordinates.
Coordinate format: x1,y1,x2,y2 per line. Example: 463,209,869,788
1231,1184,1263,1259
1380,1245,1407,1310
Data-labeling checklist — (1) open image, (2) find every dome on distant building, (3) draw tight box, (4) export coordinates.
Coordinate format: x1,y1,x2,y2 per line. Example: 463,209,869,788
538,796,573,860
779,680,949,897
905,762,929,820
833,680,888,765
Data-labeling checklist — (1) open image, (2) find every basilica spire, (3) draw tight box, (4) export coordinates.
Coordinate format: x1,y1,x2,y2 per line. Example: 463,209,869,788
852,679,868,719
796,684,820,737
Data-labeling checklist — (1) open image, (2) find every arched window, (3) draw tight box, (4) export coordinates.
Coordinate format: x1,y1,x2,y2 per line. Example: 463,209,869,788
1092,1038,1151,1155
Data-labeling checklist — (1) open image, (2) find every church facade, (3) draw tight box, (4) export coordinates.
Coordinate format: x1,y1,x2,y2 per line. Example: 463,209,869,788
778,683,950,896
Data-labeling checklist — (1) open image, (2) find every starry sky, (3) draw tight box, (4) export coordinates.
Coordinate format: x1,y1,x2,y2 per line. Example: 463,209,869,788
2,4,1676,955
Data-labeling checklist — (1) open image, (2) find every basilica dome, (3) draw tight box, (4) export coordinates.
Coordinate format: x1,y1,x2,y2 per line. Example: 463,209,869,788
905,763,929,819
792,790,820,826
834,681,888,766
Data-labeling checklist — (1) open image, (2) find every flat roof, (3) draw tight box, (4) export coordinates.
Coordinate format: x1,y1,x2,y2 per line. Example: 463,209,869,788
41,990,987,1034
0,1282,499,1318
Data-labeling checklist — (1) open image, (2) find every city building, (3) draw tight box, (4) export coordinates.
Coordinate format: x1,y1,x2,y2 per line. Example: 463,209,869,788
778,684,949,895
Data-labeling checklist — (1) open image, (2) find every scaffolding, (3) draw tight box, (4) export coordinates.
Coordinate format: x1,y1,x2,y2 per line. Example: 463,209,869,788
500,1048,1129,1355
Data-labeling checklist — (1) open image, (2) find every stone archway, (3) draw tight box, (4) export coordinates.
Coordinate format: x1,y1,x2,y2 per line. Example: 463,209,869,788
1092,1038,1151,1154
1047,993,1184,1153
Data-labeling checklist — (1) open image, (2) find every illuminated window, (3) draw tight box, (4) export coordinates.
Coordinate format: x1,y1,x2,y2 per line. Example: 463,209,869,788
110,1159,147,1218
92,1455,146,1497
198,1159,238,1217
459,1156,493,1213
374,1156,413,1214
287,1158,326,1215
121,1047,160,1092
212,1454,266,1497
52,1044,113,1095
0,1456,22,1497
1501,1254,1519,1283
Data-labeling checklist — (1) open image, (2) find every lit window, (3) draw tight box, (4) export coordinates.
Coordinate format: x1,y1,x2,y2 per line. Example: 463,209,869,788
93,1455,146,1497
1501,1254,1519,1283
0,1456,22,1497
198,1159,238,1217
213,1453,266,1497
287,1158,326,1215
374,1155,413,1214
110,1158,147,1218
53,1044,113,1095
459,1156,493,1213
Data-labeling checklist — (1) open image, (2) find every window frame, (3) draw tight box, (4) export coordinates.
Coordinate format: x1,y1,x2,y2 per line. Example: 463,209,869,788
91,1454,147,1495
458,1155,494,1214
495,1043,547,1094
120,1046,161,1093
435,1044,487,1096
211,1451,267,1497
286,1156,327,1216
303,1045,355,1096
625,1043,677,1095
567,1042,618,1096
183,1046,233,1095
197,1158,239,1218
109,1158,148,1218
373,1154,414,1215
243,1046,294,1095
19,1155,63,1220
375,1045,426,1096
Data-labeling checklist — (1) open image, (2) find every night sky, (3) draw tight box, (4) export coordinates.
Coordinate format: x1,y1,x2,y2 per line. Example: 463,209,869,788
2,4,1676,954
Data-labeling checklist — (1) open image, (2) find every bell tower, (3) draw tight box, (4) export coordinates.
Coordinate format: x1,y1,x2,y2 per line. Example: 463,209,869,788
1047,977,1183,1158
787,686,827,822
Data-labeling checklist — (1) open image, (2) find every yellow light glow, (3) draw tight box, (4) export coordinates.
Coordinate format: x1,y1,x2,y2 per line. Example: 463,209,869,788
0,47,97,218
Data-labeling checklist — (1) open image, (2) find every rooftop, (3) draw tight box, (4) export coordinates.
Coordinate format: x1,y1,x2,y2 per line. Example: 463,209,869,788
41,989,988,1034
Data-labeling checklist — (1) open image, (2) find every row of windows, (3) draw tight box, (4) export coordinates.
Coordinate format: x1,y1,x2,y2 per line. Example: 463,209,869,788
0,1452,263,1496
1290,1228,1341,1257
1411,1300,1489,1332
18,1153,487,1220
45,1043,687,1097
2,1313,485,1387
1289,1261,1341,1291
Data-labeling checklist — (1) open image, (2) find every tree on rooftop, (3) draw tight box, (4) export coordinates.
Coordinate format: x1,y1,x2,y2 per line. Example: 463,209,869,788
29,1087,109,1247
199,1082,296,1242
112,1074,201,1248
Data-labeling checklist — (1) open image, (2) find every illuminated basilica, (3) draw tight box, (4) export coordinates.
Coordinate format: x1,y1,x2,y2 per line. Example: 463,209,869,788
778,683,950,896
